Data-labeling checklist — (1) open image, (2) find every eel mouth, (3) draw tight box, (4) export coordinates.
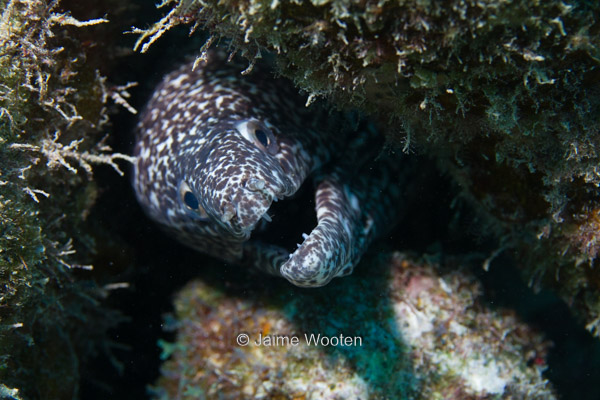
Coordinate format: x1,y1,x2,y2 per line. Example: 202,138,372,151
251,181,316,253
223,175,295,239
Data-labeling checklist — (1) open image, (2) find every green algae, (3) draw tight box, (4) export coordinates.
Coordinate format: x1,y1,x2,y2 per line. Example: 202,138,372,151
0,1,132,398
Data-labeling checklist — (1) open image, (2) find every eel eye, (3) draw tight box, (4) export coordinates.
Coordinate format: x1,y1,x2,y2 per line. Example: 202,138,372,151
254,129,270,148
236,119,279,155
179,182,209,220
183,191,199,210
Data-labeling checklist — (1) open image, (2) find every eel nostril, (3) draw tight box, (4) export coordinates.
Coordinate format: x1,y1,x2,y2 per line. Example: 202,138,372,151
221,203,236,222
246,177,266,192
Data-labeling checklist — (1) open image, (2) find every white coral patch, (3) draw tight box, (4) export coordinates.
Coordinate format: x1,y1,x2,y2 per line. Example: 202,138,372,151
393,302,434,341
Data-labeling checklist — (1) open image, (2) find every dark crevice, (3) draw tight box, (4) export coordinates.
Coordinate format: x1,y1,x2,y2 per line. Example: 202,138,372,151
76,4,600,400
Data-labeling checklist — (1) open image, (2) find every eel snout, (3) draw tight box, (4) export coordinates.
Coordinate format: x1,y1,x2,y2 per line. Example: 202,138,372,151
218,178,289,239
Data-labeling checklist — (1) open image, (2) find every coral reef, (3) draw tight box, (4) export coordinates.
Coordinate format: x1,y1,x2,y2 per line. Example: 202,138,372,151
152,253,554,400
135,0,600,336
0,1,133,398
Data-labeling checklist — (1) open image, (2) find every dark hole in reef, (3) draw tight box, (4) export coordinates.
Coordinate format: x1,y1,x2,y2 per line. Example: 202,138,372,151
474,254,600,400
76,9,600,400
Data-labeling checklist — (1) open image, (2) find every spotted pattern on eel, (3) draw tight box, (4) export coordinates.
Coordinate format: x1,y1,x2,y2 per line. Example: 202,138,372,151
133,51,411,287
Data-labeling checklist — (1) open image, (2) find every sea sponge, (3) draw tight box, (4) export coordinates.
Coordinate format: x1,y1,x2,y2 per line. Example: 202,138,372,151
153,253,555,400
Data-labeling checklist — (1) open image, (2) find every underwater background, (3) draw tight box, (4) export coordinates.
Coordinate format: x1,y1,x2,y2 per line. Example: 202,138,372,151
1,0,600,399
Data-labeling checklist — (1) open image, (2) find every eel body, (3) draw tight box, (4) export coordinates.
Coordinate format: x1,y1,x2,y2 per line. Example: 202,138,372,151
133,51,408,287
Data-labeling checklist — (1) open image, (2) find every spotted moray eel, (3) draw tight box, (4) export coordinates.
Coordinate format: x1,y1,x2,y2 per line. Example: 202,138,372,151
133,51,410,287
